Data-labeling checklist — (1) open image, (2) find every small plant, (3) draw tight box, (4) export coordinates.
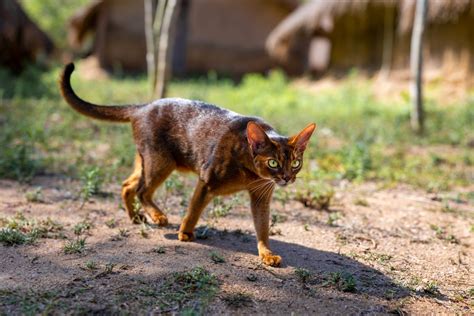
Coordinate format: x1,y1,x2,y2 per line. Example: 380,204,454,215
295,181,334,210
155,267,219,314
79,166,103,207
104,263,116,274
294,268,312,284
84,260,97,271
0,228,28,246
327,271,356,292
210,251,225,263
209,197,236,219
63,238,86,254
222,292,253,309
139,225,149,238
327,212,342,227
423,281,440,295
105,218,116,228
119,228,129,238
73,220,92,235
25,187,44,203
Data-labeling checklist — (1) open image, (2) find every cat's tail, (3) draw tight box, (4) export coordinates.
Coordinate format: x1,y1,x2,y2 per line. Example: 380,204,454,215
60,63,142,122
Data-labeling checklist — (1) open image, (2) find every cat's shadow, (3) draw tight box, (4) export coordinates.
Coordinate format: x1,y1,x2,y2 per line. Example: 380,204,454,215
164,227,442,301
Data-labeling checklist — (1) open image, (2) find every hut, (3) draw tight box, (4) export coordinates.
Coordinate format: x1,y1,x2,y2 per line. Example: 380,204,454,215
68,0,299,77
0,0,54,73
266,0,474,84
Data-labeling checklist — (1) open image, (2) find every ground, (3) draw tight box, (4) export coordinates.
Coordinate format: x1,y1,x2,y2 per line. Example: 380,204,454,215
1,176,472,315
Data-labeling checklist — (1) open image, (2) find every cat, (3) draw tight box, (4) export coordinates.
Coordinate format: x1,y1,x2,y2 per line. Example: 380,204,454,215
60,63,316,266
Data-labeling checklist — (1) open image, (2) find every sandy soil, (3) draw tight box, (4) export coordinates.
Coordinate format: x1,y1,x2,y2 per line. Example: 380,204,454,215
0,176,472,315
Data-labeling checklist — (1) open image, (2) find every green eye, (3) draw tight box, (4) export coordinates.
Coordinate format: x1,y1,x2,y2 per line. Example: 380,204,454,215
268,159,279,168
291,160,301,168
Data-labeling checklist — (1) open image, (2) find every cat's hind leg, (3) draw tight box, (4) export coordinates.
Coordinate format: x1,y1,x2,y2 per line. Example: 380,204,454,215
178,179,213,241
136,150,175,226
121,154,145,223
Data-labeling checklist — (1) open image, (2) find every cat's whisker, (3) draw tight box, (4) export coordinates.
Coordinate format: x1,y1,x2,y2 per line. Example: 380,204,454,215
248,179,272,193
255,181,274,205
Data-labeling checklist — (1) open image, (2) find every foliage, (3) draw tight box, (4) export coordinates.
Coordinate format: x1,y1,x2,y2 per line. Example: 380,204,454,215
21,0,90,48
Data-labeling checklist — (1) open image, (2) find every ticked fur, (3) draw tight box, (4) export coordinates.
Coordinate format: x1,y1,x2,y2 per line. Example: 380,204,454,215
60,63,316,266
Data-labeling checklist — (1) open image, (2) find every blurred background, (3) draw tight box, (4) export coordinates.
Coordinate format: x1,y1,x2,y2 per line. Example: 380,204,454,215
0,0,472,193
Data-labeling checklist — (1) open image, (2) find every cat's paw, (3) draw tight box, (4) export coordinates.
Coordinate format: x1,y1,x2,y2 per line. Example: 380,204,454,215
149,213,169,226
178,231,195,242
260,253,282,267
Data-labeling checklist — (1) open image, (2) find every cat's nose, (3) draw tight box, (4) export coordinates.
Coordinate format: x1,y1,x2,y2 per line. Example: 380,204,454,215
283,176,291,182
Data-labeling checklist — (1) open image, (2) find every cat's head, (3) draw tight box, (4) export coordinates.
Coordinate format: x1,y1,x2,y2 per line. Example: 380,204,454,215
247,122,316,186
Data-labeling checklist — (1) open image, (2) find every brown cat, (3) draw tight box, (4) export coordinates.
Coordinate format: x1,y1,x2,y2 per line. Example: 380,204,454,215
60,63,316,266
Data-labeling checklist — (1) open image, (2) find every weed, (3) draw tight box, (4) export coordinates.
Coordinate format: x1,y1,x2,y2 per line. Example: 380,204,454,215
73,220,92,235
105,218,117,228
295,181,334,210
84,260,97,271
104,263,115,274
209,196,236,219
327,212,342,227
119,228,129,238
139,225,149,238
326,271,356,292
294,268,312,284
79,166,103,206
63,238,86,254
155,267,219,313
423,281,440,295
25,187,44,203
0,214,63,244
210,251,225,263
0,228,29,246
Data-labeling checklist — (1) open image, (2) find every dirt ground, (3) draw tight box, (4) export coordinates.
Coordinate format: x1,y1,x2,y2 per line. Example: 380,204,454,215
0,176,472,315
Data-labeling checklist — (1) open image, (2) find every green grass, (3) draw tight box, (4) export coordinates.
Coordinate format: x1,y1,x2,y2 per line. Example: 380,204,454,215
63,238,86,254
0,213,63,245
0,63,472,193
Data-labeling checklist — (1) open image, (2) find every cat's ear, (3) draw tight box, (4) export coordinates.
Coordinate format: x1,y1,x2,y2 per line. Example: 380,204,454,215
247,122,271,153
290,123,316,153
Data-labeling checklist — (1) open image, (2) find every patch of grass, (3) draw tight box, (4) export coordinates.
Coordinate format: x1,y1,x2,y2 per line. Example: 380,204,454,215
105,218,117,228
155,267,219,314
79,166,104,206
84,260,98,271
73,220,92,235
0,213,63,245
327,212,342,227
24,187,45,203
63,238,86,254
209,196,237,219
210,251,225,264
326,271,357,293
294,268,312,284
0,228,29,246
354,197,369,207
295,181,334,210
423,281,440,295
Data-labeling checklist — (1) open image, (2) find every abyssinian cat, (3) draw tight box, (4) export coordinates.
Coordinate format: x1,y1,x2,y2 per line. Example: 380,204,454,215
60,63,316,266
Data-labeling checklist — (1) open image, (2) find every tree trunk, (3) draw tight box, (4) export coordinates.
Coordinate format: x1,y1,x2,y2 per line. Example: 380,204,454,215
155,0,179,98
410,0,428,134
144,0,156,91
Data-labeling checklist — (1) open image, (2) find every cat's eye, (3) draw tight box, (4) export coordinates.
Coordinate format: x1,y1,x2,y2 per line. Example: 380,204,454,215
291,160,301,169
267,159,279,169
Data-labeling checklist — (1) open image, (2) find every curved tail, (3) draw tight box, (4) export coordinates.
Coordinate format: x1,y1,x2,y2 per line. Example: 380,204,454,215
59,63,141,122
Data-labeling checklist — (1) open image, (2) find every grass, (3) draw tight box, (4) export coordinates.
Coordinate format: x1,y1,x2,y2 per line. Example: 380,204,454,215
0,213,63,245
326,271,357,293
0,63,472,195
155,267,219,313
63,238,86,254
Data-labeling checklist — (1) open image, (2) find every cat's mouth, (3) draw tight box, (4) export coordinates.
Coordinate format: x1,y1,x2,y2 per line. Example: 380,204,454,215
275,179,293,187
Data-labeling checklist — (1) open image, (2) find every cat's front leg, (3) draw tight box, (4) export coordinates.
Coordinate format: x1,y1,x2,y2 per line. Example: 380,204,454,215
249,189,281,267
178,180,213,242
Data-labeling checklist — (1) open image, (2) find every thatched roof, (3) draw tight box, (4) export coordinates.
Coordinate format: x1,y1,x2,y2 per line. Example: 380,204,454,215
0,0,54,73
266,0,474,66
